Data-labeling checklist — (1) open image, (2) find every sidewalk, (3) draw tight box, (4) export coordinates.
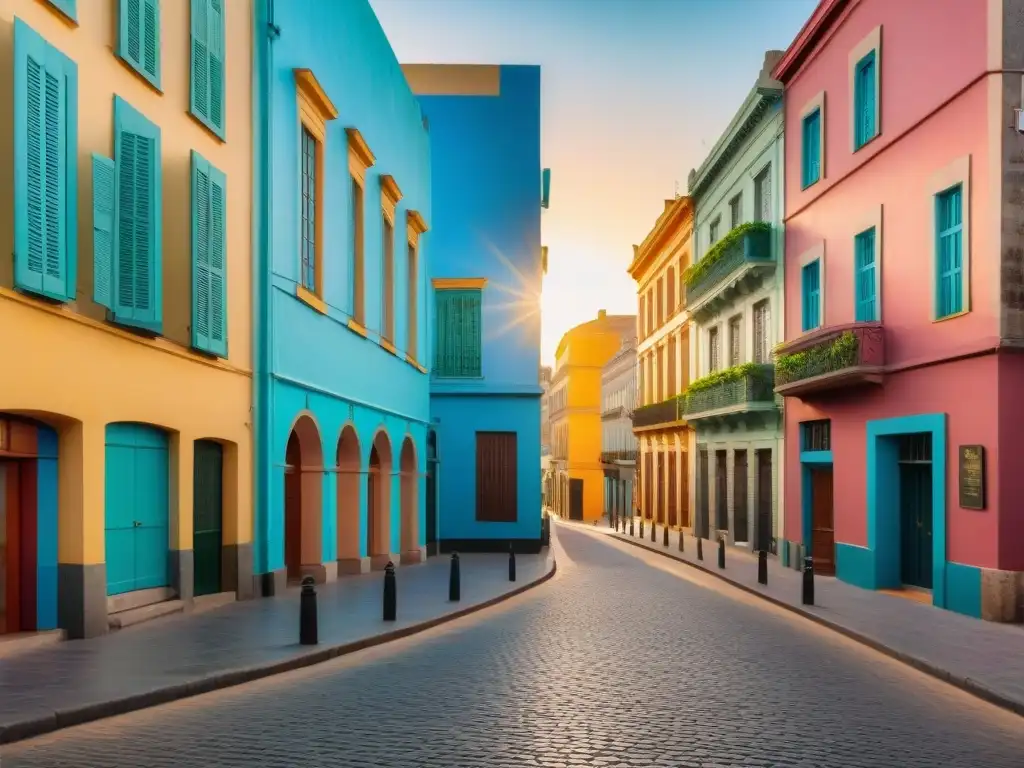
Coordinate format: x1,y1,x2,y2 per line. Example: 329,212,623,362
559,516,1024,716
0,550,554,744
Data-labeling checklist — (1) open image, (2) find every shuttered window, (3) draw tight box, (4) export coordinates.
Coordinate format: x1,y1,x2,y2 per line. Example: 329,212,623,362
801,259,821,332
854,227,877,322
936,185,963,318
94,96,162,333
118,0,161,89
190,0,225,139
854,50,877,150
708,327,720,371
752,299,770,364
755,165,772,222
191,151,228,357
14,19,78,303
476,432,517,522
801,108,821,188
434,288,482,377
728,315,741,367
45,0,77,21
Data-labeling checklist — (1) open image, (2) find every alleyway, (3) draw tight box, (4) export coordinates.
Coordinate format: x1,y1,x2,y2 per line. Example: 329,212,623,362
4,525,1023,767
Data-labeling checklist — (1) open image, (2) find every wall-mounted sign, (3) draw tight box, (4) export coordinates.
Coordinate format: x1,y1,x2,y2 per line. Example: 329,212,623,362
958,444,985,510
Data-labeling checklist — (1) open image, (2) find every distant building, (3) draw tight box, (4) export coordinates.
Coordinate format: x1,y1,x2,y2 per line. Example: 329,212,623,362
548,310,636,522
540,365,553,456
601,339,638,520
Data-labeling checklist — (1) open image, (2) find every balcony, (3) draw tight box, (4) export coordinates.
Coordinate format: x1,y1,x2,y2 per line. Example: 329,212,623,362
774,322,885,399
684,223,774,320
601,404,626,421
631,398,681,429
601,450,638,464
681,363,778,425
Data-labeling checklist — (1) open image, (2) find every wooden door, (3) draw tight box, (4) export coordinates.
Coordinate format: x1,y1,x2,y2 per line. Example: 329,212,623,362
644,452,653,520
193,440,223,597
667,451,677,527
756,449,773,552
697,449,709,538
810,467,835,575
657,452,665,524
899,435,933,590
569,479,583,521
734,450,749,544
0,463,15,633
715,450,728,532
476,432,518,522
285,434,303,578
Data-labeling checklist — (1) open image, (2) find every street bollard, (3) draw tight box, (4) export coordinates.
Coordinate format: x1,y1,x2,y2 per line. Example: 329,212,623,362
508,543,517,582
299,576,318,646
449,552,461,602
802,556,815,606
678,528,685,553
663,525,669,547
639,518,644,538
629,516,635,536
383,561,397,621
718,536,726,569
609,512,615,529
697,537,703,560
758,549,768,585
651,520,656,543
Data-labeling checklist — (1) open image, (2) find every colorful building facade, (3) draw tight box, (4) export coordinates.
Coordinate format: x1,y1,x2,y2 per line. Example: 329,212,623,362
252,0,431,591
601,337,638,520
549,311,636,522
1,0,255,638
403,65,545,552
774,0,1024,621
628,196,694,532
686,51,786,553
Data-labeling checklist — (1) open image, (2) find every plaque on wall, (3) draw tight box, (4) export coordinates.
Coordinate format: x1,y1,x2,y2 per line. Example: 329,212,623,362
958,444,985,510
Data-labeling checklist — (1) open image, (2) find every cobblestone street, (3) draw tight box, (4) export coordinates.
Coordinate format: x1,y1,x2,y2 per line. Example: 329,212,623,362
4,525,1024,768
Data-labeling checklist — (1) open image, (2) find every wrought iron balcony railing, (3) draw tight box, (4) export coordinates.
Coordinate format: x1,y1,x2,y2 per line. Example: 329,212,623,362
681,364,776,420
631,398,681,428
684,223,773,307
774,322,885,398
601,450,638,464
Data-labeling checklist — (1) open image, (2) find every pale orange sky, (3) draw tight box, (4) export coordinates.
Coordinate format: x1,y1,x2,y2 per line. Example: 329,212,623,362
371,0,817,365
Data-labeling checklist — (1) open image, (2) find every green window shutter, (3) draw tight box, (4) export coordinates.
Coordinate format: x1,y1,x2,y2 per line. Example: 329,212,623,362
92,154,116,310
118,0,162,89
47,0,77,21
190,0,225,138
434,289,453,376
434,289,482,377
463,290,482,376
13,19,78,303
190,151,228,356
113,96,162,333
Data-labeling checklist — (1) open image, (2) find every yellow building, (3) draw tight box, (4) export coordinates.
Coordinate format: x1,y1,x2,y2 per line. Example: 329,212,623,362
549,310,636,521
0,0,253,640
627,197,695,530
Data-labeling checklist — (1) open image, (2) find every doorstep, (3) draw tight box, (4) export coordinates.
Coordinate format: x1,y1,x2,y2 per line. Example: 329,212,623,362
0,630,65,659
108,599,185,630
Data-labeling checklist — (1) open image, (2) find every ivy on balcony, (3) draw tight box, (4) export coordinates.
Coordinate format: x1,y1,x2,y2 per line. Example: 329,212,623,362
775,331,858,387
682,221,772,290
681,362,775,416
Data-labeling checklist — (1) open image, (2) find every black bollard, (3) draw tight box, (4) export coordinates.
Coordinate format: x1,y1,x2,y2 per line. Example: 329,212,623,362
629,516,635,536
299,576,318,646
508,543,517,582
651,520,656,543
802,556,815,605
697,536,704,560
639,518,644,538
678,528,685,552
663,525,669,547
449,552,461,601
758,549,768,585
718,536,726,569
383,561,397,621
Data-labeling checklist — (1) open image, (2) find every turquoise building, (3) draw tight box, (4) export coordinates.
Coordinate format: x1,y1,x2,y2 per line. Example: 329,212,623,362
252,0,432,591
404,65,546,553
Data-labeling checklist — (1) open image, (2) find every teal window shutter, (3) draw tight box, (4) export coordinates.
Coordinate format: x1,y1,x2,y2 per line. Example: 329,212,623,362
13,18,78,303
854,51,877,150
47,0,77,21
936,185,964,318
92,154,116,310
113,96,163,333
854,227,877,321
801,260,821,332
433,288,482,377
118,0,162,89
801,108,820,188
190,151,228,356
190,0,226,139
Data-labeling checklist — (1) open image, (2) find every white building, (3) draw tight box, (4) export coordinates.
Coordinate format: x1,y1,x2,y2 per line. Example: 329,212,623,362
601,337,638,519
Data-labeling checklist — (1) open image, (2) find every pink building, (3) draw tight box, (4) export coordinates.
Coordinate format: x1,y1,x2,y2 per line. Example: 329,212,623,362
773,0,1024,621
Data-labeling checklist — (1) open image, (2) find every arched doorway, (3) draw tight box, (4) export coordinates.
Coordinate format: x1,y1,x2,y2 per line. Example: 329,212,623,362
399,436,421,565
425,430,438,556
336,425,366,573
367,431,393,570
284,414,323,583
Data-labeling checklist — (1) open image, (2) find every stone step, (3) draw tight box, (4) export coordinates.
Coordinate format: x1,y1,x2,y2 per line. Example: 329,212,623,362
0,629,65,659
108,599,185,630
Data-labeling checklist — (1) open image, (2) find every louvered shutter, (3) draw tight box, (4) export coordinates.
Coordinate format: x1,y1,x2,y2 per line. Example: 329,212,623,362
190,0,225,137
119,0,161,87
92,154,116,309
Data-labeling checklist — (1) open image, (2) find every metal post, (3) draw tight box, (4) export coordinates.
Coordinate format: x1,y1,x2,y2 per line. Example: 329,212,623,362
629,515,635,536
697,536,703,561
651,518,656,543
639,517,644,538
718,536,726,569
663,524,669,547
678,528,685,553
299,576,318,645
758,549,768,585
508,543,517,582
449,552,461,601
802,556,814,605
383,561,397,621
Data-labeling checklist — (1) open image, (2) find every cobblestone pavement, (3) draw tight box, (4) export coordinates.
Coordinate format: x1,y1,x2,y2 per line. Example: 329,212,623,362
5,526,1024,768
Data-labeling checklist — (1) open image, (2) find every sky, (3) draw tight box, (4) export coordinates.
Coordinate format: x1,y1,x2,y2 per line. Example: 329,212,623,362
370,0,819,366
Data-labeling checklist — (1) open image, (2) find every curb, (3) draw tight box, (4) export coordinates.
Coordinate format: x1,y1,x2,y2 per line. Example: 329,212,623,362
0,557,558,745
578,523,1024,719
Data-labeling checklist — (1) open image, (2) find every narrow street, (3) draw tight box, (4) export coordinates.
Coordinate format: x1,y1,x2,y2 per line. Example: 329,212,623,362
5,526,1023,768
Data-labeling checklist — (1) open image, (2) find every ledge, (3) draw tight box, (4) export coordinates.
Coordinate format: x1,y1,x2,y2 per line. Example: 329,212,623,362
432,277,488,290
294,69,338,121
295,286,327,315
381,175,403,208
346,318,368,338
346,127,376,169
405,354,428,374
407,210,428,236
380,338,399,357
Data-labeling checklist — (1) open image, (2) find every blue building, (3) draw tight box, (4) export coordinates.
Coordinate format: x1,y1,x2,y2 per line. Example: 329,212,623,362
252,0,432,592
403,65,545,553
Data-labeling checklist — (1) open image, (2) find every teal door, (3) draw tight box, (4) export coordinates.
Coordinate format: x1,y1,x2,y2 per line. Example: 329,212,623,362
898,434,933,590
193,440,223,597
105,424,170,596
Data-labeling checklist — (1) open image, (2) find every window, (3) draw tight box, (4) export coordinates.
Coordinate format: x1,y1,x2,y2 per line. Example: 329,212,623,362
45,0,77,21
656,345,664,401
300,126,317,293
476,432,518,522
936,184,963,318
350,176,365,323
754,165,772,222
434,283,483,377
407,211,427,361
667,338,676,396
638,295,646,338
708,326,721,371
853,50,878,150
646,288,653,330
118,0,161,89
709,217,720,245
190,151,228,357
801,420,831,452
380,175,402,344
190,0,226,138
801,108,821,188
729,194,742,229
14,19,78,303
728,315,741,367
92,97,163,333
656,277,664,326
854,227,877,322
752,300,770,364
801,259,821,332
666,266,675,312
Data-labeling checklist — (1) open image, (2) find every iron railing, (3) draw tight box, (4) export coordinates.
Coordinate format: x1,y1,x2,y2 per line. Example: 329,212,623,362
601,449,638,463
631,398,681,428
775,323,885,389
685,226,773,305
681,365,776,418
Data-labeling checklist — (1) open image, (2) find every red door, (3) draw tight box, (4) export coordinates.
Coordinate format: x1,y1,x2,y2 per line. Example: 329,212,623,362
0,462,21,634
811,467,835,576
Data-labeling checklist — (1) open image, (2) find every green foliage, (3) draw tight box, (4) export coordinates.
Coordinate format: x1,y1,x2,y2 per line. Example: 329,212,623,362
775,331,859,383
684,362,771,395
682,221,772,288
